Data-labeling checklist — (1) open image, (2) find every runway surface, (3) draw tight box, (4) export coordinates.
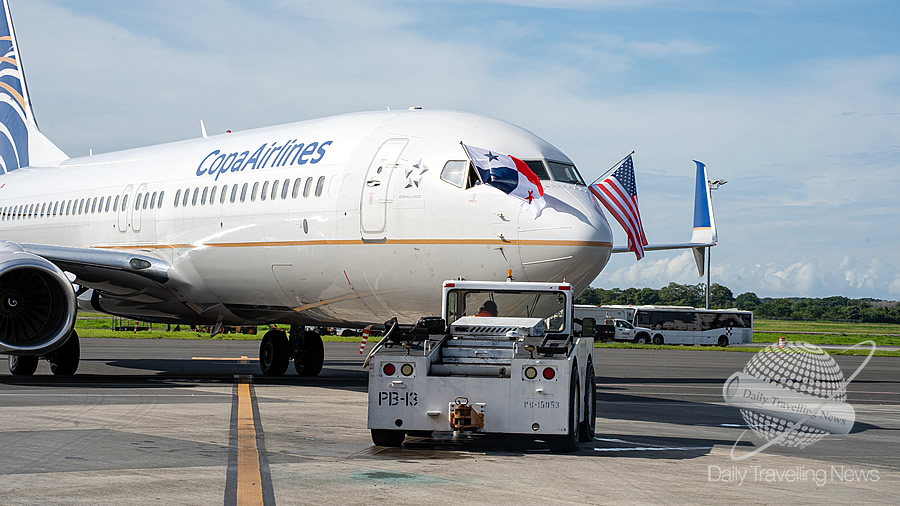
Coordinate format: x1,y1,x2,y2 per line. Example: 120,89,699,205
1,338,897,504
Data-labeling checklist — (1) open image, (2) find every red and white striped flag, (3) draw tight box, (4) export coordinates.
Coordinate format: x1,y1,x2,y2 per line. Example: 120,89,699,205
589,155,648,260
359,325,372,354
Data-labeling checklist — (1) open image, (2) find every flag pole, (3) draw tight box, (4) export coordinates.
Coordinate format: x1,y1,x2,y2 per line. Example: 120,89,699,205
589,150,635,186
459,141,485,184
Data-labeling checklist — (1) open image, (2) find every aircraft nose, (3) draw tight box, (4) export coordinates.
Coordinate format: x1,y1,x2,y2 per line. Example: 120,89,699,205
517,184,613,293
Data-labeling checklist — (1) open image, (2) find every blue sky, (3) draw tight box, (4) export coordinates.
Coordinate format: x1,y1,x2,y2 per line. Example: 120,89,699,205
9,0,900,299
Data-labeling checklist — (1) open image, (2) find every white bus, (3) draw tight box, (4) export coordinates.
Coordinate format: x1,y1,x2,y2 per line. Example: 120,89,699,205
578,305,753,346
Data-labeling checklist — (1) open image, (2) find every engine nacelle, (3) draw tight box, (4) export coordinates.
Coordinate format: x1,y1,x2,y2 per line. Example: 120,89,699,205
0,245,77,354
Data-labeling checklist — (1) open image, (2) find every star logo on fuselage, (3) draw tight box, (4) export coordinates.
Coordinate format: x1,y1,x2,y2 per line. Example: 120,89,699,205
405,159,428,189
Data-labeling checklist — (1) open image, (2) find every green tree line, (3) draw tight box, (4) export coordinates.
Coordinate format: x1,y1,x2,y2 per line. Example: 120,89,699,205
575,282,900,323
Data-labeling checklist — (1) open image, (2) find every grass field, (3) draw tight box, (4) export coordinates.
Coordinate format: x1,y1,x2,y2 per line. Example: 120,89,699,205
753,319,900,347
754,319,900,334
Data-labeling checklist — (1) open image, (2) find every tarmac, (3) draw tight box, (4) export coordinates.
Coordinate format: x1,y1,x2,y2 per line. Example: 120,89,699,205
0,339,897,504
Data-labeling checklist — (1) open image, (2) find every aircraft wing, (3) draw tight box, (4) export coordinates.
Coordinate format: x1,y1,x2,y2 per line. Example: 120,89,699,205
19,243,175,301
611,160,718,276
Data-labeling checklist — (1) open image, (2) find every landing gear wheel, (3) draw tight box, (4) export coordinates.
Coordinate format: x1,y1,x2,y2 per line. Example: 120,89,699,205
259,329,289,376
635,334,649,345
293,330,324,376
578,362,596,442
549,370,580,452
718,336,729,347
48,331,80,376
8,355,38,376
371,429,406,447
652,335,664,345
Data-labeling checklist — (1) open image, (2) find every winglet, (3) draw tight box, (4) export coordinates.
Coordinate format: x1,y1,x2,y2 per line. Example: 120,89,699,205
0,0,68,174
690,160,717,245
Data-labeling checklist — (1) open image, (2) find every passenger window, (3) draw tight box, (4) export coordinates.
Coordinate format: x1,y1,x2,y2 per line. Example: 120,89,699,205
53,202,59,216
158,191,164,209
143,193,149,210
65,201,71,215
134,193,141,210
209,186,216,205
78,199,84,215
260,181,269,201
94,197,99,213
99,196,105,212
240,183,248,202
272,180,280,200
182,188,190,207
251,182,259,201
40,203,46,216
175,189,181,207
201,187,208,205
292,178,301,198
440,160,467,188
105,197,111,212
150,192,157,209
121,195,127,212
220,185,228,204
303,177,312,197
192,188,199,206
315,176,325,196
231,184,238,203
281,179,290,199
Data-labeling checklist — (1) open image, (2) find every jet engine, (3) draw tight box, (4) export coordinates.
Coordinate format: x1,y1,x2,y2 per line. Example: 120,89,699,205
0,244,77,354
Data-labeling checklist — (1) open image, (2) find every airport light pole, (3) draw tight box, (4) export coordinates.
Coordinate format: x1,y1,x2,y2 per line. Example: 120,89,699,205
705,179,727,309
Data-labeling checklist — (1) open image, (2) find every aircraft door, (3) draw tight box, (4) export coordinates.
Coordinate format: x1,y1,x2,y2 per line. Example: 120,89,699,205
360,138,408,240
133,183,147,232
117,185,133,232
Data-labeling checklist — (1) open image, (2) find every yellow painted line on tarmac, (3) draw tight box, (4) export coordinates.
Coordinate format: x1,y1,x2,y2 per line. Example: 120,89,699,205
236,375,264,506
192,356,256,364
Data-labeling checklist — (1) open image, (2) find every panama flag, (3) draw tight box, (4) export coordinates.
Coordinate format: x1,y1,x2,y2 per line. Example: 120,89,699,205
462,143,546,218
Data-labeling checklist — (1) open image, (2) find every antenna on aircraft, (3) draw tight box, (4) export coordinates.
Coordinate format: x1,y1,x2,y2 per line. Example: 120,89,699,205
200,120,208,138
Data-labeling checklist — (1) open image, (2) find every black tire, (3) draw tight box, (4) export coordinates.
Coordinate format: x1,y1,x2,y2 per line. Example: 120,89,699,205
48,331,80,376
634,334,649,345
8,355,38,376
549,370,580,452
718,335,729,347
578,362,596,442
294,330,325,376
340,329,357,337
259,329,289,376
652,334,664,345
371,429,406,447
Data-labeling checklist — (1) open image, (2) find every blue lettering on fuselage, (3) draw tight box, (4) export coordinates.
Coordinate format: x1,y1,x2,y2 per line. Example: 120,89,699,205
196,139,333,181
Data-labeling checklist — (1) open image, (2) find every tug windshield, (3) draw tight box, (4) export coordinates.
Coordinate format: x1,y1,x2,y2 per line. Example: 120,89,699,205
447,289,569,332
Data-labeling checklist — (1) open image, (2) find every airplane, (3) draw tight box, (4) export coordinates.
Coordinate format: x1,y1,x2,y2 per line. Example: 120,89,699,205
0,1,716,377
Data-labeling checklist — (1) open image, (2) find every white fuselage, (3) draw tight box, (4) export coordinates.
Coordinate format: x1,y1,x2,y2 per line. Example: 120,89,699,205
0,110,613,326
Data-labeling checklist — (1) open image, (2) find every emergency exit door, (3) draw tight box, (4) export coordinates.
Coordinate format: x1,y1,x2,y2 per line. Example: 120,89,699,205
360,138,408,238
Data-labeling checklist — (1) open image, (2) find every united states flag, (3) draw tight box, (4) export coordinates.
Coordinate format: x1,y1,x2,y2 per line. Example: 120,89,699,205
589,155,648,260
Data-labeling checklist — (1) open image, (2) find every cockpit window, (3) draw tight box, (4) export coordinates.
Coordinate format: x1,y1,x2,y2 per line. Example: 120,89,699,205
523,160,551,181
440,160,467,188
547,161,585,185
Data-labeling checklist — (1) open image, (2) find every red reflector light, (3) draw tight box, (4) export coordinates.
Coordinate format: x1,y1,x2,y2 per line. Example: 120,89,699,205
558,285,571,290
542,367,555,380
444,282,455,287
383,363,396,376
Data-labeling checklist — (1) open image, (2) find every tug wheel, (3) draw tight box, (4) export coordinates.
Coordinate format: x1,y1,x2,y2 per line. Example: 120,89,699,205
371,429,406,447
